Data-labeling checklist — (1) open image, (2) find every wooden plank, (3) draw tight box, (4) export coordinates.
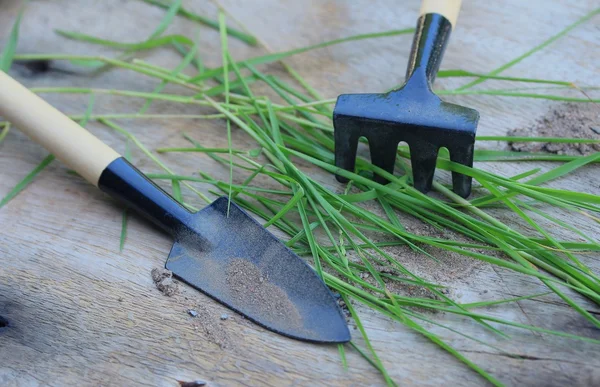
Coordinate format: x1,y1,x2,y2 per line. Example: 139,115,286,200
0,0,598,385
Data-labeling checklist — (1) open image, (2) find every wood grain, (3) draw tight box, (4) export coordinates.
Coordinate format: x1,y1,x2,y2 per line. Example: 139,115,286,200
0,0,599,386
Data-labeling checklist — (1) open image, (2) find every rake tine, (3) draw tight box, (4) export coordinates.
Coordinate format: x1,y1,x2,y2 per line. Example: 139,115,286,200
449,143,475,198
368,136,400,184
410,142,439,193
334,118,361,183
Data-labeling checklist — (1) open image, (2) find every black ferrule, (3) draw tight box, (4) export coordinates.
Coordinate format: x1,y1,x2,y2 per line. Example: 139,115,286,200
98,157,193,237
405,13,452,87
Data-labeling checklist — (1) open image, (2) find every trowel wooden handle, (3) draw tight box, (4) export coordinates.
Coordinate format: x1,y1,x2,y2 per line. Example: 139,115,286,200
0,71,120,186
420,0,462,26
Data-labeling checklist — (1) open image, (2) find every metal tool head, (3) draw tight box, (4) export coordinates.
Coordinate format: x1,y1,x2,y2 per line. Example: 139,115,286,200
334,75,479,197
333,13,479,198
166,197,351,344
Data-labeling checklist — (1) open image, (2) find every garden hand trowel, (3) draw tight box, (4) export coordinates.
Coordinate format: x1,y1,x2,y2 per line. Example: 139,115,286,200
0,71,350,344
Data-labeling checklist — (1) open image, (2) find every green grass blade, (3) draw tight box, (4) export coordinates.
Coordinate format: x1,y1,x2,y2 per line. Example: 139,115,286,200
54,31,193,50
188,28,415,83
338,344,348,371
461,292,552,309
119,139,133,252
139,32,199,113
438,69,573,86
471,153,600,207
477,136,600,144
527,153,600,185
0,3,27,71
0,154,55,208
218,11,234,215
342,294,395,386
157,147,245,154
441,89,600,103
401,316,504,386
0,93,97,209
138,0,258,45
0,123,10,145
456,7,600,90
57,0,182,71
99,118,210,205
148,0,182,39
472,150,599,163
263,187,304,228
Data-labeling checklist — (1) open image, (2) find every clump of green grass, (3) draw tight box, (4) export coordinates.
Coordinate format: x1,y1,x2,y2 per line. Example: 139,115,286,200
1,2,600,386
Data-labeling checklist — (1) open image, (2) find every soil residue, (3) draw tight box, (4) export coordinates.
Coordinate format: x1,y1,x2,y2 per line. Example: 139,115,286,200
226,258,303,329
507,103,600,155
338,200,488,309
361,201,484,285
188,303,231,349
151,268,179,297
151,267,233,350
334,295,351,318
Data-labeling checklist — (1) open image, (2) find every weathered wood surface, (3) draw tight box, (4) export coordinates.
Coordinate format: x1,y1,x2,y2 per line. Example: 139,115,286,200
0,0,599,386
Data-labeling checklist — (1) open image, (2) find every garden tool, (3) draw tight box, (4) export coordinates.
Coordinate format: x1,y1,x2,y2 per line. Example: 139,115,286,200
0,71,350,344
333,0,479,198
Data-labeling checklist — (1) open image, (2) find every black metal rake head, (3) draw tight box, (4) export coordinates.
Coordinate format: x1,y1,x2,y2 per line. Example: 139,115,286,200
333,11,479,198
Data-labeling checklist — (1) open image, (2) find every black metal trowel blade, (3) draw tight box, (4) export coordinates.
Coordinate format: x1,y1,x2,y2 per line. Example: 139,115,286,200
166,197,351,344
97,159,349,343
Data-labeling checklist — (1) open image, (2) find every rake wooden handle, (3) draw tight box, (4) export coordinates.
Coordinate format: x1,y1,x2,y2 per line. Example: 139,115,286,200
420,0,462,26
0,71,120,186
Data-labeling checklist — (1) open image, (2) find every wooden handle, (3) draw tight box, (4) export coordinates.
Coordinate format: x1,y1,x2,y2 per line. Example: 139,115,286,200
420,0,462,26
0,71,120,186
